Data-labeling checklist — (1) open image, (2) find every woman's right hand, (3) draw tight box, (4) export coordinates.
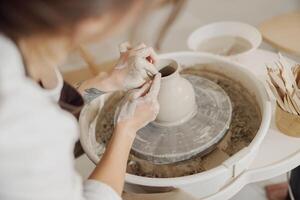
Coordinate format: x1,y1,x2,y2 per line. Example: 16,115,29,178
111,42,159,91
77,42,158,100
114,73,161,137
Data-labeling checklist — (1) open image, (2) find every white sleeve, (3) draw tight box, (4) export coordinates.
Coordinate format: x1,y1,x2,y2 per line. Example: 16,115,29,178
0,78,121,200
84,180,122,200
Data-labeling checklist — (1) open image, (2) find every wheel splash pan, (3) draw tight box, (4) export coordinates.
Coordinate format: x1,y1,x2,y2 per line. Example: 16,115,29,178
79,52,271,196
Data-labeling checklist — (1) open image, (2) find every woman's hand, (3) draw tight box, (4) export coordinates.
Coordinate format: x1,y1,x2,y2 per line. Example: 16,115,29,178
114,73,161,136
111,42,159,91
89,73,160,195
77,42,158,100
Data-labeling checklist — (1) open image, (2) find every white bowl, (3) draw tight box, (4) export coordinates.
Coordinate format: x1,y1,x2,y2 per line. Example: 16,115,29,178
79,52,271,198
187,21,262,58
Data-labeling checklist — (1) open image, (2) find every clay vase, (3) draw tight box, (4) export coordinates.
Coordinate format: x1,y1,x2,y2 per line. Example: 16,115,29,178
154,59,197,126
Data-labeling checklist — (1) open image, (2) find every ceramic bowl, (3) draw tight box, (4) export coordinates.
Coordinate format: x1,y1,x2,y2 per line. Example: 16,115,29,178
187,21,262,58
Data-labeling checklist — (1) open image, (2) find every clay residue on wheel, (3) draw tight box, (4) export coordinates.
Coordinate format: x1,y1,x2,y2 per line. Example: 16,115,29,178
95,92,123,145
95,66,262,178
182,67,262,156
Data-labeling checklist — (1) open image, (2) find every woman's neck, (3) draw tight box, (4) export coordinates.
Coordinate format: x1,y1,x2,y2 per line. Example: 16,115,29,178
17,35,70,89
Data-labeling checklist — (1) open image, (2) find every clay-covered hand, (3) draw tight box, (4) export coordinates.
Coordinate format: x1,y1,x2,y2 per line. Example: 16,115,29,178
114,73,161,135
112,42,159,91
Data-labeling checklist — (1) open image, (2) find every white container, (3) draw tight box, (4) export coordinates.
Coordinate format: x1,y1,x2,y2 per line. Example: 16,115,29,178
79,52,271,199
187,21,262,59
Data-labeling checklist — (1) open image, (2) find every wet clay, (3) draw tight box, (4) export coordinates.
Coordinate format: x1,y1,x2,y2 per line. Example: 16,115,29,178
159,66,176,77
95,65,261,178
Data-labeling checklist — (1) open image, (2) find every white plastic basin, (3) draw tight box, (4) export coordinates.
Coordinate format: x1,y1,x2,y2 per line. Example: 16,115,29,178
79,52,271,198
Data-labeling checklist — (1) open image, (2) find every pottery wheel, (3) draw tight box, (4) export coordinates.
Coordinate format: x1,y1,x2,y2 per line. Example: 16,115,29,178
132,75,232,164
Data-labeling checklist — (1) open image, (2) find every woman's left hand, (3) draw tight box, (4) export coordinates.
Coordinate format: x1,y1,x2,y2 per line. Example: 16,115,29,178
114,73,161,136
111,42,159,91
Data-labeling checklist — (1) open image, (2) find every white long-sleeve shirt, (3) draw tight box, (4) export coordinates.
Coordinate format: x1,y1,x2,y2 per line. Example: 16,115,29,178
0,34,121,200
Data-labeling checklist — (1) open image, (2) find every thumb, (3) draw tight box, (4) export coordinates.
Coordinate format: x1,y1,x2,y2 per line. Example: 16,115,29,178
145,73,161,100
119,41,131,53
131,82,151,99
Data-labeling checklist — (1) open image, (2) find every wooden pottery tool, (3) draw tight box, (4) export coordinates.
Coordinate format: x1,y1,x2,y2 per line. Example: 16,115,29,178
267,55,300,137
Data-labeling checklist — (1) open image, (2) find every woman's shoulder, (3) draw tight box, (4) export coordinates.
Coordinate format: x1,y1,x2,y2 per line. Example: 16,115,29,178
0,34,37,95
0,34,24,65
0,34,78,140
0,34,26,82
0,34,20,57
0,72,79,145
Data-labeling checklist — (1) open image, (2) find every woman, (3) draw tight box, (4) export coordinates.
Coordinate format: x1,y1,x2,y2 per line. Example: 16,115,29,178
0,1,161,200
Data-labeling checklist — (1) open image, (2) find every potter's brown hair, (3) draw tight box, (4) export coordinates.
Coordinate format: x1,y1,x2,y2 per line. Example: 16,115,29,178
0,0,139,39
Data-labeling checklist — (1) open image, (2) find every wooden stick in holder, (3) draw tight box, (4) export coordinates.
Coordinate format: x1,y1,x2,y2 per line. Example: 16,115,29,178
275,104,300,137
